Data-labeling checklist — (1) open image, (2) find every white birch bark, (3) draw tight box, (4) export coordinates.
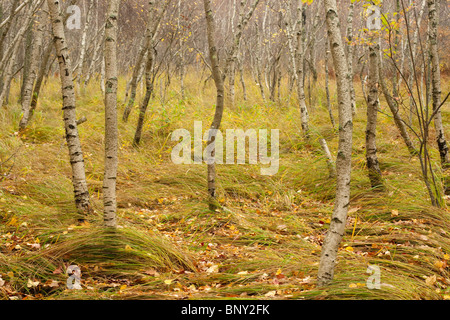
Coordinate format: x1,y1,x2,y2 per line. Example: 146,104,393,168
103,0,120,228
19,5,46,130
365,33,383,189
317,0,353,287
47,0,91,216
428,0,449,167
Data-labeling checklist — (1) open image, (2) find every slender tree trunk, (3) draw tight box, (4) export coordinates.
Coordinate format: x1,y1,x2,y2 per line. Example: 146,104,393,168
428,0,449,167
320,138,336,178
122,26,150,122
226,0,260,106
103,0,120,228
0,1,40,106
47,0,91,217
84,26,105,88
19,7,45,130
177,0,185,100
203,0,225,209
295,0,309,137
378,57,417,156
238,55,247,101
325,41,335,128
133,48,155,147
76,0,94,90
29,40,53,118
20,22,34,103
123,0,170,123
365,34,383,189
346,1,356,115
407,0,426,125
317,0,353,287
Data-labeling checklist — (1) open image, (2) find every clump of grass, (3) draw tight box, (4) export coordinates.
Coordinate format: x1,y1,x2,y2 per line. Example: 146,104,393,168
39,227,195,275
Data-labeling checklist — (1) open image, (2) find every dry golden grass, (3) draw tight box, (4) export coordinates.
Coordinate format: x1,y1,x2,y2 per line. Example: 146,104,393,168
0,72,449,300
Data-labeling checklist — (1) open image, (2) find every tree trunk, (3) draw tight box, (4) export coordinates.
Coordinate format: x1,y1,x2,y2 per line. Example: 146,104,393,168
47,0,91,217
346,1,356,115
317,0,353,287
365,33,383,189
29,40,53,118
378,57,417,156
103,0,120,228
133,48,155,147
203,0,225,209
76,0,94,90
123,0,170,123
428,0,449,167
325,41,336,128
19,7,45,130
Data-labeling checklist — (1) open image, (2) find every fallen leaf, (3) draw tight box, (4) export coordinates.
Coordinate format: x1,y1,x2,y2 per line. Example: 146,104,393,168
265,290,276,297
27,279,40,288
425,275,437,287
206,265,219,274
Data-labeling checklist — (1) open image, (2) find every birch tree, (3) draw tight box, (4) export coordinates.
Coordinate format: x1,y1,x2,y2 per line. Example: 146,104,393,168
427,0,449,168
123,0,170,123
284,0,309,138
19,5,46,130
47,0,91,217
317,0,353,287
203,0,225,208
365,30,383,189
103,0,120,228
226,0,260,105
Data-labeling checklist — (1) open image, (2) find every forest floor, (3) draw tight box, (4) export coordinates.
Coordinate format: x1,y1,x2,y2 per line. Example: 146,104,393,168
1,75,450,300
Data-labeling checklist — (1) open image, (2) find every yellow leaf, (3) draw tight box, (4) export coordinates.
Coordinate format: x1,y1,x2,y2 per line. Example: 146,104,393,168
125,245,133,251
444,254,449,260
164,279,173,285
345,246,354,252
349,283,358,288
391,210,399,217
8,217,18,226
120,285,127,291
425,275,437,286
275,268,282,276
